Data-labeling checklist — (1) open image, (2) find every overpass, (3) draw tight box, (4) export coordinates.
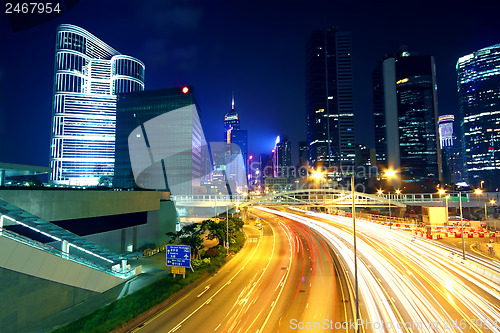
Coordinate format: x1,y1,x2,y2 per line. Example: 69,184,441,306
172,190,500,208
172,189,407,208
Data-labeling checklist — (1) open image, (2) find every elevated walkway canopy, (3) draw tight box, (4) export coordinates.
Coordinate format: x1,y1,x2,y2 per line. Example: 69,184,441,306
0,162,51,186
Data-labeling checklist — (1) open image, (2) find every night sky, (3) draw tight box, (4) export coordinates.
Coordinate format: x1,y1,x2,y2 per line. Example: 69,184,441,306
1,0,499,167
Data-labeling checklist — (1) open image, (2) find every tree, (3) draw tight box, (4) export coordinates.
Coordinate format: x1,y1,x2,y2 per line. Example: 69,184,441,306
201,217,245,248
201,219,226,247
166,223,204,259
98,176,113,187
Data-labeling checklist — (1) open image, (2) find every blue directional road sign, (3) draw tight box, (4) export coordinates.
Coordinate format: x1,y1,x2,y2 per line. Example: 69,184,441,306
166,245,191,268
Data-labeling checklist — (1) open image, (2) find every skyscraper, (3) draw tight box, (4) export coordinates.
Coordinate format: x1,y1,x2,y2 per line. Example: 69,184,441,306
439,115,455,149
457,44,500,190
224,95,240,142
114,87,203,195
273,136,292,178
298,141,309,165
223,95,247,171
50,24,145,186
438,115,464,186
305,27,355,172
373,49,442,183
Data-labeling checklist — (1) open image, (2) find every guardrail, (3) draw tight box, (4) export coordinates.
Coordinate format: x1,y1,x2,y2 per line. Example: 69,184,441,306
172,195,248,202
0,228,134,279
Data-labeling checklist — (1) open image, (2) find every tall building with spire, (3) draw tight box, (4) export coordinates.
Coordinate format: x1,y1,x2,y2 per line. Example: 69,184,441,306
50,24,145,186
223,94,247,166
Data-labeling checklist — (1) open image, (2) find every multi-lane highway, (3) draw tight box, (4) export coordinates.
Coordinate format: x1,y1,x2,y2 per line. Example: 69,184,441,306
258,206,500,333
130,205,500,332
130,209,348,333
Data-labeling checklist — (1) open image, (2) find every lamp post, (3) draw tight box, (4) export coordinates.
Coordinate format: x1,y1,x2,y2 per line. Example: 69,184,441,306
459,191,466,260
384,170,397,220
351,175,359,333
312,169,325,189
388,193,391,218
226,205,229,255
475,188,483,223
491,200,497,231
438,189,447,225
445,195,450,225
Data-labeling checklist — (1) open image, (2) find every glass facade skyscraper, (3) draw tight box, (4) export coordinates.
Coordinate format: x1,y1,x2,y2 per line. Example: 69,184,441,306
373,49,441,183
273,136,292,178
457,44,500,190
114,87,203,195
223,98,248,177
305,28,355,171
50,24,145,186
439,115,455,148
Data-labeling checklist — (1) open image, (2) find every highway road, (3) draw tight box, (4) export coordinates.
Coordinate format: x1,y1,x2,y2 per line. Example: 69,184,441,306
130,209,348,333
258,206,500,333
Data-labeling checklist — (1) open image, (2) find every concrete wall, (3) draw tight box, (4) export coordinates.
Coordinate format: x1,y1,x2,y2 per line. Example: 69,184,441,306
83,200,177,252
0,237,125,292
0,267,98,333
423,206,447,225
0,190,169,221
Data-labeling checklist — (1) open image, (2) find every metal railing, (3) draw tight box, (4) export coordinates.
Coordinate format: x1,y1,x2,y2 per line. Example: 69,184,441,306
172,195,248,203
0,228,134,279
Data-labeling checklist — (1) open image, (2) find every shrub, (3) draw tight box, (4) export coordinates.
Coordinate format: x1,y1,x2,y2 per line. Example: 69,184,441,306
204,247,220,258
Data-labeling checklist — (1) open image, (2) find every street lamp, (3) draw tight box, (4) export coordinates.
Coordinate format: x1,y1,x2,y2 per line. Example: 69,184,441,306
351,175,360,333
486,199,496,222
226,204,229,255
459,191,466,260
491,200,497,231
384,170,397,219
438,189,447,225
311,169,325,189
385,169,396,178
445,195,450,225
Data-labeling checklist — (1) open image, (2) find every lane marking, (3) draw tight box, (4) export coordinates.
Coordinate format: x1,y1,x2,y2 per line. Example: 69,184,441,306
197,285,210,298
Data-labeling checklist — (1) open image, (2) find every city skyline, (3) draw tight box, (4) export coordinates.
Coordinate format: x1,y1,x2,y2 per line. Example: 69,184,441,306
1,0,499,168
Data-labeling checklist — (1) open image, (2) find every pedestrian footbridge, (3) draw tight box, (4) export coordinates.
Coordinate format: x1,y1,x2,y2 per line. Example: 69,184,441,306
172,190,499,208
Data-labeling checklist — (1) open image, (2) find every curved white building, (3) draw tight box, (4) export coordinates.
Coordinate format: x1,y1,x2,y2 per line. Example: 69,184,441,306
50,24,145,185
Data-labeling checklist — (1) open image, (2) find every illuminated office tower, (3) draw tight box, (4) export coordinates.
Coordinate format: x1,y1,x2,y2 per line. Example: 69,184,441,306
373,48,441,183
223,95,248,176
50,24,145,185
457,44,500,190
438,115,455,148
273,136,292,178
305,28,355,170
438,115,464,184
224,96,240,143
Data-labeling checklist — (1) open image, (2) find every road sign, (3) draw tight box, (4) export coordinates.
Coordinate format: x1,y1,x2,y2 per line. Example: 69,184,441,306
171,266,186,275
166,244,191,268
